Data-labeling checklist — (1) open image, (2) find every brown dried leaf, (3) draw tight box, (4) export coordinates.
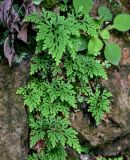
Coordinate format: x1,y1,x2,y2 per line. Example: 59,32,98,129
0,0,13,25
23,2,36,17
8,7,20,31
34,140,44,153
17,24,28,43
4,36,15,67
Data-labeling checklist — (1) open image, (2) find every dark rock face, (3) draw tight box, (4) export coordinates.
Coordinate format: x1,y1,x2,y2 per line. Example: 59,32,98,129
0,61,29,160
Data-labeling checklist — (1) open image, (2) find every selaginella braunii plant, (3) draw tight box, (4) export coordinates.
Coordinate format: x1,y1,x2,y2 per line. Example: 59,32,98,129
17,0,130,159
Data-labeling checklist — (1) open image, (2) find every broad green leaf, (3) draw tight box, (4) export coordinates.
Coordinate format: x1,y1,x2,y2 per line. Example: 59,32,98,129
98,6,112,21
33,0,43,5
113,14,130,31
73,0,93,15
100,29,110,40
78,36,87,51
104,43,121,65
88,37,103,54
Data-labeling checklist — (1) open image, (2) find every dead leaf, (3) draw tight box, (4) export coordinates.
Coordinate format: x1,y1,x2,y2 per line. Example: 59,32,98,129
34,140,44,153
17,24,28,43
0,0,13,25
4,36,15,67
23,2,36,17
8,7,20,31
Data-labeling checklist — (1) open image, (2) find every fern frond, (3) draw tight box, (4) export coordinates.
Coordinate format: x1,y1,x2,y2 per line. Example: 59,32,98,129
88,87,112,125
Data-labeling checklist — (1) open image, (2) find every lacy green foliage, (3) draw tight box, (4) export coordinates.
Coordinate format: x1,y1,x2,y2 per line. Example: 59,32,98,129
24,9,98,65
29,116,80,150
17,55,111,159
17,58,81,159
18,77,76,115
17,6,116,159
28,145,67,160
88,88,112,125
64,55,107,83
25,10,80,65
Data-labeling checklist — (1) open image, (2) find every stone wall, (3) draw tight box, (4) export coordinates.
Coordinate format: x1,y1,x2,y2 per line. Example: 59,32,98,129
0,60,29,160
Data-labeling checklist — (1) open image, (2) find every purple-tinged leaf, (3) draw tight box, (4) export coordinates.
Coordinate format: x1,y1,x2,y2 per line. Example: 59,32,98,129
4,36,15,67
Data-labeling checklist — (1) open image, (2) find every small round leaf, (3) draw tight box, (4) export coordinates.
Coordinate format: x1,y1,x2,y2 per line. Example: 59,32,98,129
78,36,87,51
73,0,93,14
104,43,121,65
100,29,110,40
113,14,130,31
98,6,112,21
88,37,103,54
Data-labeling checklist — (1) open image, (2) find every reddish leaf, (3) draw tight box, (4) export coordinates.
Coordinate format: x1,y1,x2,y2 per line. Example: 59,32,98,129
34,140,44,153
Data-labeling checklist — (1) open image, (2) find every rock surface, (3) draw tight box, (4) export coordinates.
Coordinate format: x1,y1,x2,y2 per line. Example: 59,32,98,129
70,0,130,156
1,0,130,158
0,60,29,160
71,45,130,156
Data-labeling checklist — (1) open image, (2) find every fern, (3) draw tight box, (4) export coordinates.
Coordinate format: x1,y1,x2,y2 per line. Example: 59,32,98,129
28,115,81,159
17,80,44,112
17,51,111,159
28,145,67,160
88,87,112,125
64,54,107,83
79,15,98,37
30,55,50,76
17,5,114,160
47,79,76,106
25,8,100,65
25,9,81,65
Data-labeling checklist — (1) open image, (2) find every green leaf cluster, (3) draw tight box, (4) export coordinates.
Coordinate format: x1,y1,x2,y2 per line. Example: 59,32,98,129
17,3,130,159
88,9,130,65
25,9,98,65
17,52,111,159
74,4,130,65
25,9,80,65
88,88,112,125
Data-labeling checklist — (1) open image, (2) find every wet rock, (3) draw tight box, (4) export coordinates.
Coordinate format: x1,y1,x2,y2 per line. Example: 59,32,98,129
0,60,29,160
